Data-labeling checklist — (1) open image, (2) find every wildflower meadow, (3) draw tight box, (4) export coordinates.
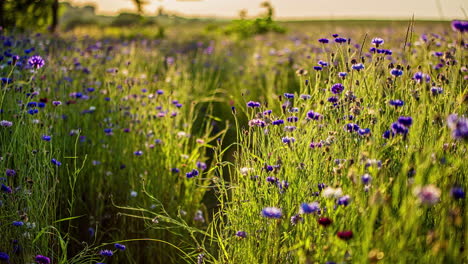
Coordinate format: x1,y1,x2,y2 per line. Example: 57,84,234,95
0,16,467,264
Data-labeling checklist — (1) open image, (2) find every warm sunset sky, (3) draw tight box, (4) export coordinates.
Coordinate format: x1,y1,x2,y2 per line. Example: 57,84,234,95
70,0,466,19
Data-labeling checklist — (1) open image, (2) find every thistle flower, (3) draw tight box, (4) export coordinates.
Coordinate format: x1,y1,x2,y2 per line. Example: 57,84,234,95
299,202,320,214
318,217,332,227
28,55,45,69
261,207,282,219
413,185,441,205
99,250,113,257
34,255,51,264
337,230,353,240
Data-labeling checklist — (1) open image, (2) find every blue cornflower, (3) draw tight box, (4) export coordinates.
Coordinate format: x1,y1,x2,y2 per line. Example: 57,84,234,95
361,174,372,185
338,72,348,78
413,72,430,83
313,66,323,71
383,130,395,139
391,122,408,134
397,116,413,127
235,231,247,238
1,184,12,193
300,94,311,100
12,221,24,227
352,63,365,71
261,207,282,219
318,38,329,44
28,109,39,115
286,116,298,122
451,187,465,199
328,96,339,103
307,111,322,120
331,83,344,94
0,252,10,262
134,150,143,156
186,169,199,178
28,55,45,69
272,119,284,125
389,99,404,107
196,161,207,170
344,123,360,132
390,68,403,77
299,202,320,214
38,102,46,108
451,20,468,33
51,159,62,166
5,169,16,177
246,101,261,108
431,87,443,95
282,136,295,144
114,243,126,251
358,128,371,136
42,135,51,141
27,102,38,108
335,37,347,44
284,93,294,99
99,250,113,257
171,168,180,173
318,60,328,67
34,255,51,264
371,37,384,46
337,195,351,206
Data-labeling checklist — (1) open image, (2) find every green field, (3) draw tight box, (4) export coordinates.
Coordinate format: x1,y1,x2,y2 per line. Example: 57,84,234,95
0,19,467,263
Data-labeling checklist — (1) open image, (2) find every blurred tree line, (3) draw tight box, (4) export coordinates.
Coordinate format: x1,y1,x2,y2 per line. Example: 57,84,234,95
0,0,60,32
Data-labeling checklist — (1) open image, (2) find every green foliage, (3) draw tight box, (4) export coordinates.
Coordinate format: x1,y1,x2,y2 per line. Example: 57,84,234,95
223,2,286,38
2,0,54,30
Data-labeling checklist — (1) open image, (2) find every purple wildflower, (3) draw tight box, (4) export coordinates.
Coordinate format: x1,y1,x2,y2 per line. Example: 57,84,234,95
261,207,282,219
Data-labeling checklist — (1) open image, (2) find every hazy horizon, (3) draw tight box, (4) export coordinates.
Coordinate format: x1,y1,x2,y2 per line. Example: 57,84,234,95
68,0,467,20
